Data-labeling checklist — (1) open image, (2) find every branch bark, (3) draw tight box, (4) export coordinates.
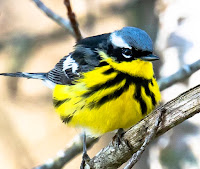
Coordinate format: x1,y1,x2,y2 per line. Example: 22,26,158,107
123,108,164,169
87,84,200,168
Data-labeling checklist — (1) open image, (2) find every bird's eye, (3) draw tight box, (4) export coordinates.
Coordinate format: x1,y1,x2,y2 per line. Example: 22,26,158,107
122,48,132,58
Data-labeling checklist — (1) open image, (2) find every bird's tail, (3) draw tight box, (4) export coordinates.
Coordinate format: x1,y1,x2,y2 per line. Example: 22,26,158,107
0,72,47,80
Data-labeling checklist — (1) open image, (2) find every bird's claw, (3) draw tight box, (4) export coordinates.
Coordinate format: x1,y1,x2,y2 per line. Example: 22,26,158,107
80,152,90,169
112,128,131,149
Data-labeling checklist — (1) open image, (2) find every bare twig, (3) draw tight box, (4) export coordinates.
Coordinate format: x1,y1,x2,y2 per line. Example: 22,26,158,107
87,84,200,168
124,109,164,169
64,0,83,41
158,59,200,91
33,134,98,169
32,0,74,36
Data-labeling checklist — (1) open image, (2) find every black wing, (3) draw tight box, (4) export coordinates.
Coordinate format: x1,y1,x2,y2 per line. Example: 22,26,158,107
47,33,111,85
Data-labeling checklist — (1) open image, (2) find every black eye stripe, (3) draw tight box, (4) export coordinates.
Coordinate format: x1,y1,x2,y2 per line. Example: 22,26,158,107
106,43,152,62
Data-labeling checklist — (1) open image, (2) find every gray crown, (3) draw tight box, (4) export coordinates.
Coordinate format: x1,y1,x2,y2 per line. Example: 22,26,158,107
111,27,153,52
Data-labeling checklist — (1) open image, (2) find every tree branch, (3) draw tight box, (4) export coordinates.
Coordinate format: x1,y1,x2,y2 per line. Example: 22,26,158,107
64,0,83,41
158,59,200,91
33,135,98,169
32,0,74,36
87,84,200,168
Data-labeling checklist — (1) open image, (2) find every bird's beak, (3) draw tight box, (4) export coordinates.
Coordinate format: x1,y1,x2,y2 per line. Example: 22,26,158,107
140,54,159,61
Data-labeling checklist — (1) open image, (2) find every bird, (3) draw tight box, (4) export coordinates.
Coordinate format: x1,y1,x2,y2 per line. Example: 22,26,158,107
0,27,161,166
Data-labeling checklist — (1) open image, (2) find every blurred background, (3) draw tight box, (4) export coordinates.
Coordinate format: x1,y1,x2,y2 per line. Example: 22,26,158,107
0,0,200,168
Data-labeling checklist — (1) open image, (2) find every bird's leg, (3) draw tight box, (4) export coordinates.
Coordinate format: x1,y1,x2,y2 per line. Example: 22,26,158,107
82,131,90,161
80,131,90,169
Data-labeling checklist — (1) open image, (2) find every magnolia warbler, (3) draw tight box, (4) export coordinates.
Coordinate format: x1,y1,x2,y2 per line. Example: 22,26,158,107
0,27,161,163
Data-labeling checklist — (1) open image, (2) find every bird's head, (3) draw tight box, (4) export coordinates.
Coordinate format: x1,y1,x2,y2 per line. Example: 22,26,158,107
105,26,159,62
96,27,159,78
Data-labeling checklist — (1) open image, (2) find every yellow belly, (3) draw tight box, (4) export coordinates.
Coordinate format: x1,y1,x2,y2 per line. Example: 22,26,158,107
53,80,160,136
69,84,146,135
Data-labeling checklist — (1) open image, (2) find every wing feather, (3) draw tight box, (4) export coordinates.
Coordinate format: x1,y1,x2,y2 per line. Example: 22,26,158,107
47,33,110,85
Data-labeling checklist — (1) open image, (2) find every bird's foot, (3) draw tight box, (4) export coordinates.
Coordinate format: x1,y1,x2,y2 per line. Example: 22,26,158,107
80,152,90,169
112,128,131,149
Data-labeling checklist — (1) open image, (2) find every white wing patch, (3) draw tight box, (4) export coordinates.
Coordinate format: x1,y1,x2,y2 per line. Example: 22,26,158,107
62,55,79,73
110,32,131,49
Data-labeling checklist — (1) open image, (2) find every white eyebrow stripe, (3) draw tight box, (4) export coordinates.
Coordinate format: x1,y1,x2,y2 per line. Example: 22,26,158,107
110,33,131,49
